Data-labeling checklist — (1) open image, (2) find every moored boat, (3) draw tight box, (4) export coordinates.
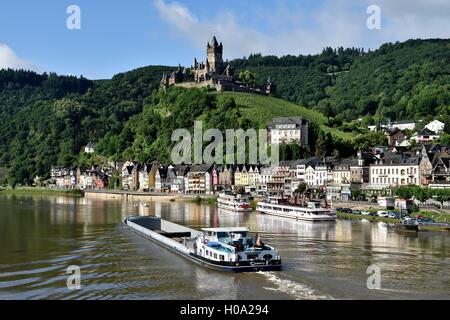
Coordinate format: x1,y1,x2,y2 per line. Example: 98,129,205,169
395,219,419,233
124,216,282,272
217,193,252,212
256,197,336,222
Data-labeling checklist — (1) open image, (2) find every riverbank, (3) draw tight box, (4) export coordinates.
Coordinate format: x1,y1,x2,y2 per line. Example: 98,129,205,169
0,187,83,197
84,189,217,203
336,211,450,232
336,211,398,223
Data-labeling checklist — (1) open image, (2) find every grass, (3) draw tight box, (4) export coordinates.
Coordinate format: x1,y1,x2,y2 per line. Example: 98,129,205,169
218,92,355,142
0,187,83,197
336,211,399,223
192,196,217,205
416,210,450,223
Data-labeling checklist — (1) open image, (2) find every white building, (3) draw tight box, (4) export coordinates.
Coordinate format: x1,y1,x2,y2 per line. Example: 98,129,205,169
314,165,329,187
84,142,96,154
368,120,416,132
370,153,420,188
411,128,440,144
292,158,321,182
305,166,315,186
259,167,273,184
425,120,445,134
267,117,309,146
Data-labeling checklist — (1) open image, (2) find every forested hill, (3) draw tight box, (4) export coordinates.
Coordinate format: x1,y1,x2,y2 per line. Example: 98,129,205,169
0,38,449,185
230,39,450,122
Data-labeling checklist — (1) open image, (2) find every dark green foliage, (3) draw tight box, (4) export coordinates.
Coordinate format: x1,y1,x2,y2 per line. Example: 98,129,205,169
395,186,450,205
231,39,450,121
1,39,448,185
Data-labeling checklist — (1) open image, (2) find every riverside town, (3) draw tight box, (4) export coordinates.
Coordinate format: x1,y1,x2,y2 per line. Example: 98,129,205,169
1,0,450,305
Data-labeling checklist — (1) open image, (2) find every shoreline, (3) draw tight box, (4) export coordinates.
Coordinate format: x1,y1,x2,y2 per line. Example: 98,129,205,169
0,187,84,197
83,189,217,203
336,211,450,233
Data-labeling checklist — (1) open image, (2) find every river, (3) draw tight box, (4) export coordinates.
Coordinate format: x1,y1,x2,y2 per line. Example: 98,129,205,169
0,194,449,300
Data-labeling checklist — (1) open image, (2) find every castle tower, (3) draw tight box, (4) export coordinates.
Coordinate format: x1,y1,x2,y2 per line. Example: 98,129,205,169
207,36,223,74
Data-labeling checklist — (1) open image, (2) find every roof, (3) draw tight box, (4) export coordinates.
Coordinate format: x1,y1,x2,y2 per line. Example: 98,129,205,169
202,227,250,233
175,165,190,176
157,166,168,179
372,152,420,166
417,128,437,136
85,142,96,149
267,117,308,129
386,128,404,136
189,164,213,173
391,120,416,125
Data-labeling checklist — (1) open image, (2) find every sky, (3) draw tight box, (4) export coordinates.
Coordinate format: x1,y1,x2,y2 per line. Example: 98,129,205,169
0,0,449,79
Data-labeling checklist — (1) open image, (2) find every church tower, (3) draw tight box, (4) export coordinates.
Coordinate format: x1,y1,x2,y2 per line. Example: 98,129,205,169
207,36,223,74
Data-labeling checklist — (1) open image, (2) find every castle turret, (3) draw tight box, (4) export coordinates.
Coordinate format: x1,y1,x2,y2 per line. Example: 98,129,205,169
160,73,169,88
207,36,223,74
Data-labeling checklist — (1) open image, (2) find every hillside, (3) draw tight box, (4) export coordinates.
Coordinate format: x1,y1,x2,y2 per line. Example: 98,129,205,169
218,92,353,141
231,39,450,122
0,38,449,185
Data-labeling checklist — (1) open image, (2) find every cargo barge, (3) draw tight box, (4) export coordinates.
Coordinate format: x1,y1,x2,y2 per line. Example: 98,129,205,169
124,216,282,273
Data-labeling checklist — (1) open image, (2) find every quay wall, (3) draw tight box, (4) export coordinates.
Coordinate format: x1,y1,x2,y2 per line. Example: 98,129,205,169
84,190,215,202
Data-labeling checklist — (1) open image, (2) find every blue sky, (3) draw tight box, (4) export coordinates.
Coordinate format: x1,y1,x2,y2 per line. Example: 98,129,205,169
0,0,449,79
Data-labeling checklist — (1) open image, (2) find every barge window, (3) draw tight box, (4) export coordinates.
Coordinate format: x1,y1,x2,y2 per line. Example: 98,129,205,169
220,255,225,261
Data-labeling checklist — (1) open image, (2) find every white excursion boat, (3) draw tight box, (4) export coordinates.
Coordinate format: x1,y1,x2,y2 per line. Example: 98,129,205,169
124,216,282,272
217,193,252,212
256,198,337,222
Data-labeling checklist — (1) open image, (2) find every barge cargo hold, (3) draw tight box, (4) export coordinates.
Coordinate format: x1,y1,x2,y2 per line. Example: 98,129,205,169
124,216,282,273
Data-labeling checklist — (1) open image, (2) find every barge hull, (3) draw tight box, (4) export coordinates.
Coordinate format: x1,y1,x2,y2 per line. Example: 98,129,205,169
124,218,282,273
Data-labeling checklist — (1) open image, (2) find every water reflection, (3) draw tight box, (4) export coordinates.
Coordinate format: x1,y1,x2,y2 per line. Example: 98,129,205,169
0,194,449,300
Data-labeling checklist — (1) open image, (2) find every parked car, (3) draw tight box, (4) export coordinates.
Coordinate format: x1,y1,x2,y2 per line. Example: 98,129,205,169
377,211,389,218
340,208,353,214
361,211,371,216
402,216,415,224
388,212,400,219
368,212,378,217
352,210,362,215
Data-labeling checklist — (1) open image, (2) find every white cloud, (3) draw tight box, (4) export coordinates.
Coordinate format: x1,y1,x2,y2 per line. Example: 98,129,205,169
154,0,271,59
0,44,35,71
154,0,450,60
367,0,450,40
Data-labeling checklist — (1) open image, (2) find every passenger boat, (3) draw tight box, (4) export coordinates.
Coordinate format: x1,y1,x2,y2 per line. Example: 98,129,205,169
124,216,282,273
217,193,252,212
256,197,337,222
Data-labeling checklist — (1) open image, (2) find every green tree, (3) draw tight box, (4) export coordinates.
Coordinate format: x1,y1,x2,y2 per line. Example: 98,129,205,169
239,70,257,88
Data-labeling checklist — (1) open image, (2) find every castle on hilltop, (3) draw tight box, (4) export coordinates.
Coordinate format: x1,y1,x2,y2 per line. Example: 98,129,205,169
160,36,276,95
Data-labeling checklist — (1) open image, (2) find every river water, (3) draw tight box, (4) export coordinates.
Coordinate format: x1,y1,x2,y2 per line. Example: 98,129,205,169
0,194,449,300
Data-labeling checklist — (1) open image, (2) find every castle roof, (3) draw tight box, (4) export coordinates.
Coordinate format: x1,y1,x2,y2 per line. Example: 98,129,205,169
209,36,219,47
